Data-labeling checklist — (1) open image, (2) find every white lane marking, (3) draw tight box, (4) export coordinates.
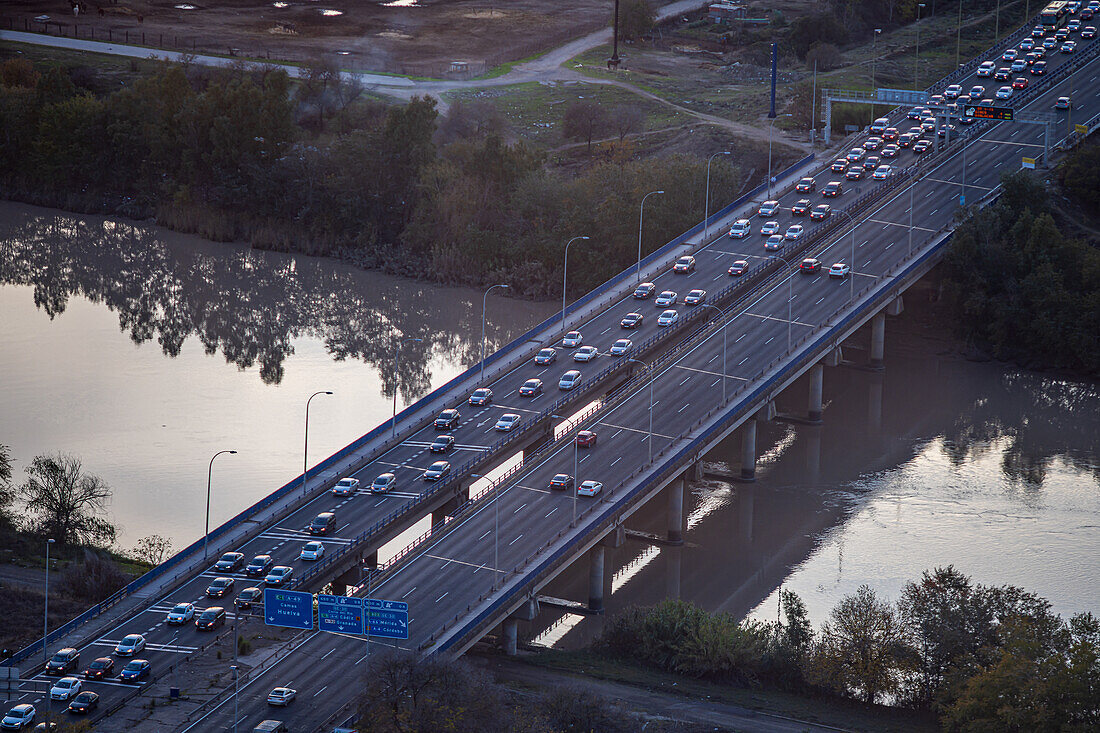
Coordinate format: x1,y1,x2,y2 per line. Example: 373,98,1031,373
738,357,749,365
735,332,747,342
545,507,558,518
677,403,691,413
508,534,523,546
512,502,527,514
320,648,336,661
815,297,825,305
765,336,774,344
436,592,448,603
610,457,622,467
401,586,416,599
314,685,328,697
478,530,491,540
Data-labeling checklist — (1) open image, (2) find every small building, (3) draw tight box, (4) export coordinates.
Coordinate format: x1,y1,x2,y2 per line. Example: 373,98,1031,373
708,3,747,24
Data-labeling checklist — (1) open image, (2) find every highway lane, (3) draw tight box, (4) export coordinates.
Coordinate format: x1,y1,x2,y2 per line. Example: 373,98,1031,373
181,25,1100,732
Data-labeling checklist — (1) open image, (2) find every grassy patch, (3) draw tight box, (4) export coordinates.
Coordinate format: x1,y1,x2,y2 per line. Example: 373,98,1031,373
523,649,940,733
478,49,551,80
0,39,162,76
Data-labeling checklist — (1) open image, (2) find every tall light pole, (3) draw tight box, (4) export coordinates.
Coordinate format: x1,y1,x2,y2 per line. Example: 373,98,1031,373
955,1,964,69
480,284,509,384
704,151,731,240
915,3,927,90
552,414,580,527
871,28,882,123
392,339,420,436
230,664,239,733
995,0,1001,43
303,390,332,496
767,114,793,198
626,358,655,464
636,190,665,282
43,538,55,665
562,237,590,332
766,256,797,353
699,304,728,404
204,449,237,560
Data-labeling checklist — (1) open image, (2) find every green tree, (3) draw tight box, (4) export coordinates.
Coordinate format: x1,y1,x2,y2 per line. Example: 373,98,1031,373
17,454,116,547
0,443,13,531
779,589,814,653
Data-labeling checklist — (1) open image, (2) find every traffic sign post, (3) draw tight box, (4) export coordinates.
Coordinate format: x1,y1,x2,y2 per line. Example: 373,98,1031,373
367,599,409,640
1075,123,1088,134
318,594,365,635
263,589,314,630
963,105,1014,121
1022,157,1037,169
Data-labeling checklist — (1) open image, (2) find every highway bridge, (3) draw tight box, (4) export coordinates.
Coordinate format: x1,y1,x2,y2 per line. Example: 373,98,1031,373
4,12,1099,732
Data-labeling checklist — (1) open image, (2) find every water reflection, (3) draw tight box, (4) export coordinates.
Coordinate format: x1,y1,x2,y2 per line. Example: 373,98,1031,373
0,207,525,395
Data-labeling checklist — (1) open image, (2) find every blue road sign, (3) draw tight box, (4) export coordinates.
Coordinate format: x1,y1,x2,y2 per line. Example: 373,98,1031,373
264,589,313,630
318,594,365,635
367,598,409,640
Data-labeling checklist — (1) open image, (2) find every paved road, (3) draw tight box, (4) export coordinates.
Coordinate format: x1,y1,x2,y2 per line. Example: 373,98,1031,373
182,23,1100,733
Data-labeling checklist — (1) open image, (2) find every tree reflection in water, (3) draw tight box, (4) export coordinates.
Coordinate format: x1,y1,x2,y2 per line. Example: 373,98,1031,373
0,211,516,397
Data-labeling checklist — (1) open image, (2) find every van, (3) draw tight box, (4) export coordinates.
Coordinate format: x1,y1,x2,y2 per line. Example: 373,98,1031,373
869,116,889,134
253,722,287,733
727,219,751,238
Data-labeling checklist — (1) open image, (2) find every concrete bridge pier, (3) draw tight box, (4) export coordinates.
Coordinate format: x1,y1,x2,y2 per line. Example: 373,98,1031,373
870,312,886,370
740,418,757,481
500,598,539,656
588,546,606,613
667,477,685,545
807,363,824,424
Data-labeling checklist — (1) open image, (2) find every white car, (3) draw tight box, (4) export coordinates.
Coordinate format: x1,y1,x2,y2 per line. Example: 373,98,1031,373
561,331,583,348
757,199,781,217
764,234,784,251
654,290,677,307
784,224,805,241
331,477,359,496
1,704,35,729
872,165,893,180
760,220,781,236
969,84,986,97
728,219,751,238
609,338,632,355
166,602,195,625
829,262,851,278
494,413,521,432
50,677,82,701
944,84,963,99
559,370,582,390
995,86,1013,99
684,289,706,305
265,566,293,585
1001,48,1018,61
115,634,145,656
572,345,598,362
267,687,297,706
299,541,324,561
673,255,696,273
1010,58,1027,72
370,473,396,493
657,309,678,327
977,60,996,76
577,480,603,497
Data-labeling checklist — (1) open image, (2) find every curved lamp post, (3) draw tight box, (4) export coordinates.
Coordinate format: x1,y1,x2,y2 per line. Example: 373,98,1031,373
204,449,238,560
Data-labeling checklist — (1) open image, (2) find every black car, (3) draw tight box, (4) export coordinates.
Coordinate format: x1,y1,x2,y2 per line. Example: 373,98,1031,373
429,435,455,453
213,552,244,572
45,648,79,675
196,606,227,631
434,409,460,430
633,282,655,299
67,691,99,714
619,312,643,329
309,512,336,536
548,474,574,491
799,258,822,274
205,576,234,598
235,587,263,611
518,378,544,397
83,657,114,680
245,555,274,577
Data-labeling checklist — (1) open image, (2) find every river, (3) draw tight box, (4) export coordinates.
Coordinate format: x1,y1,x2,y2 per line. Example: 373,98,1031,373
2,202,1097,632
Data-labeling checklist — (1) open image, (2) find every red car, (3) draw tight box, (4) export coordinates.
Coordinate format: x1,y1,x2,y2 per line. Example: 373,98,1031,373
1012,77,1029,89
576,430,597,448
83,657,114,680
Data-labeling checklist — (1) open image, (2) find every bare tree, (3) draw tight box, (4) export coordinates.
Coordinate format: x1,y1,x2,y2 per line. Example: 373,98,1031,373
611,104,645,143
562,100,611,154
131,534,173,565
17,453,115,547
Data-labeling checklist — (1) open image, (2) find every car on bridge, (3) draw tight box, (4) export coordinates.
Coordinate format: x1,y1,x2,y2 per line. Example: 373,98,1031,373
757,200,781,217
944,84,963,99
862,155,880,171
309,512,336,535
299,541,325,561
49,677,81,702
45,648,80,675
115,634,145,657
332,477,359,496
1061,40,1078,52
83,657,114,680
265,566,294,586
799,258,822,274
831,158,849,173
760,220,781,236
519,378,545,396
213,552,245,571
870,116,889,134
791,199,810,216
549,474,574,491
994,66,1011,80
609,339,632,356
196,606,226,631
166,602,195,625
810,204,832,221
559,370,582,390
235,587,262,611
494,413,522,431
883,127,899,141
67,691,99,715
577,430,598,447
1043,36,1059,49
795,177,816,192
654,290,677,307
1020,37,1035,50
468,388,492,406
845,148,866,163
969,84,986,97
728,260,750,276
620,312,643,328
829,262,851,278
1055,96,1072,109
573,345,599,362
822,181,843,198
1083,26,1097,38
727,219,752,238
633,282,655,299
1031,25,1046,38
673,255,696,273
897,132,918,148
534,348,557,365
784,224,805,241
422,461,452,481
1001,48,1018,61
562,331,583,348
119,659,151,682
657,310,679,327
246,555,274,576
764,235,784,251
430,434,455,452
862,136,883,150
882,143,900,157
913,139,932,154
267,688,296,707
577,480,604,497
1,705,35,730
995,85,1014,99
684,289,706,305
206,577,234,599
434,409,461,429
1012,76,1029,89
872,165,894,180
845,166,864,180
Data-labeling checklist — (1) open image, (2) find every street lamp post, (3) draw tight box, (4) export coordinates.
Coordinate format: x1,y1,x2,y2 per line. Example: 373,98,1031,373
636,190,665,282
767,114,793,198
704,152,731,240
562,237,590,332
481,284,509,384
956,1,964,68
699,304,728,404
43,538,54,665
304,390,332,495
626,358,655,463
915,4,927,90
871,28,882,122
204,449,237,560
392,339,421,437
231,664,239,733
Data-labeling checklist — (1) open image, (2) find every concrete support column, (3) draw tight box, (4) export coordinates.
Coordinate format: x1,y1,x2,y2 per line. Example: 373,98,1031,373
588,546,606,613
740,418,757,481
665,546,682,601
870,311,886,370
501,618,518,656
431,507,449,530
808,363,824,423
667,478,685,546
